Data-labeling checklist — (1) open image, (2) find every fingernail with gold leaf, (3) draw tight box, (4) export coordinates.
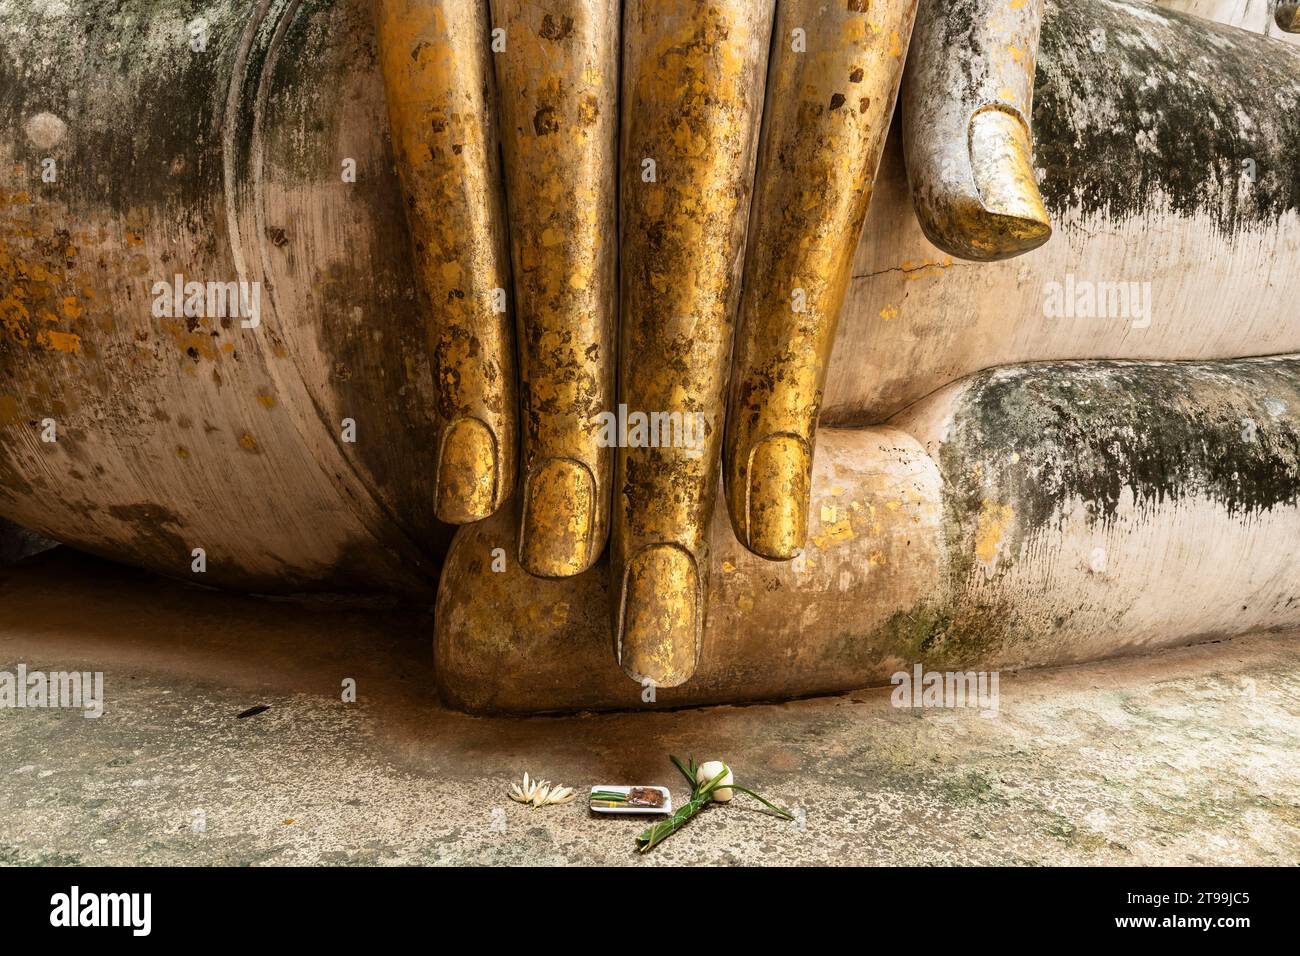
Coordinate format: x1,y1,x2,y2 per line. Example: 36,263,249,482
725,0,918,560
491,0,619,575
902,0,1051,261
376,0,517,525
613,0,776,686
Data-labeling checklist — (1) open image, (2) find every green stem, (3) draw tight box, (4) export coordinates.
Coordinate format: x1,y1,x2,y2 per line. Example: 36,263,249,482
669,755,697,790
725,784,794,820
634,758,794,852
635,767,729,852
635,793,711,852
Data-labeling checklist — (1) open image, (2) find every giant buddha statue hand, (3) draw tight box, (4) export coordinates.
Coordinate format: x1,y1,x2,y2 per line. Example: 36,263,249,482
2,0,1298,713
374,0,1067,687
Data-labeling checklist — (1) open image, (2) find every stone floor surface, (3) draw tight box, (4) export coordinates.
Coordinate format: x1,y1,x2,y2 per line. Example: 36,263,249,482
1,550,1297,865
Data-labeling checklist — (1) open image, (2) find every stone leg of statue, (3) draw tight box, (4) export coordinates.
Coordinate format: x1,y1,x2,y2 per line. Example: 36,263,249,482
490,0,620,578
903,0,1051,261
724,0,919,562
612,0,775,688
376,0,517,524
436,356,1300,714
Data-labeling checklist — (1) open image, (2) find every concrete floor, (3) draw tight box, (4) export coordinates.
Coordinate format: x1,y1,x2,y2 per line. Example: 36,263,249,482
1,549,1298,866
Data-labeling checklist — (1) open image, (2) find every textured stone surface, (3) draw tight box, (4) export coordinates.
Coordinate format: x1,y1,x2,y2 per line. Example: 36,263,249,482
438,357,1300,713
1,549,1297,865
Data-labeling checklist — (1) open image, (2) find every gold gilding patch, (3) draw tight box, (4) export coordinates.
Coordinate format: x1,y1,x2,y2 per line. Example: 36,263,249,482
612,0,773,688
745,434,811,559
619,545,699,688
493,0,618,578
36,329,80,353
436,417,498,524
974,498,1014,563
520,457,595,578
967,107,1051,253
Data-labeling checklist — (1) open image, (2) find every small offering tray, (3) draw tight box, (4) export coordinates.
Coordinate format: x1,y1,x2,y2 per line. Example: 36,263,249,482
588,785,673,815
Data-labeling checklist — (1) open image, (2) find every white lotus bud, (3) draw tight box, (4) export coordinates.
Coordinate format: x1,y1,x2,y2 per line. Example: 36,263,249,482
696,760,733,802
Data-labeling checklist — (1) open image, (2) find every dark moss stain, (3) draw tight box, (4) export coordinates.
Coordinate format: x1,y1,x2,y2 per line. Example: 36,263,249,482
849,599,1027,671
0,0,351,213
939,770,998,806
1034,0,1300,232
252,0,358,182
858,357,1300,662
939,0,981,96
0,1,231,214
940,357,1300,565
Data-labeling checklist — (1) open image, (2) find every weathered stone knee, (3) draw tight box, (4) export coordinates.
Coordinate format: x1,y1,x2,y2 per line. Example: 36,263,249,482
435,356,1300,713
